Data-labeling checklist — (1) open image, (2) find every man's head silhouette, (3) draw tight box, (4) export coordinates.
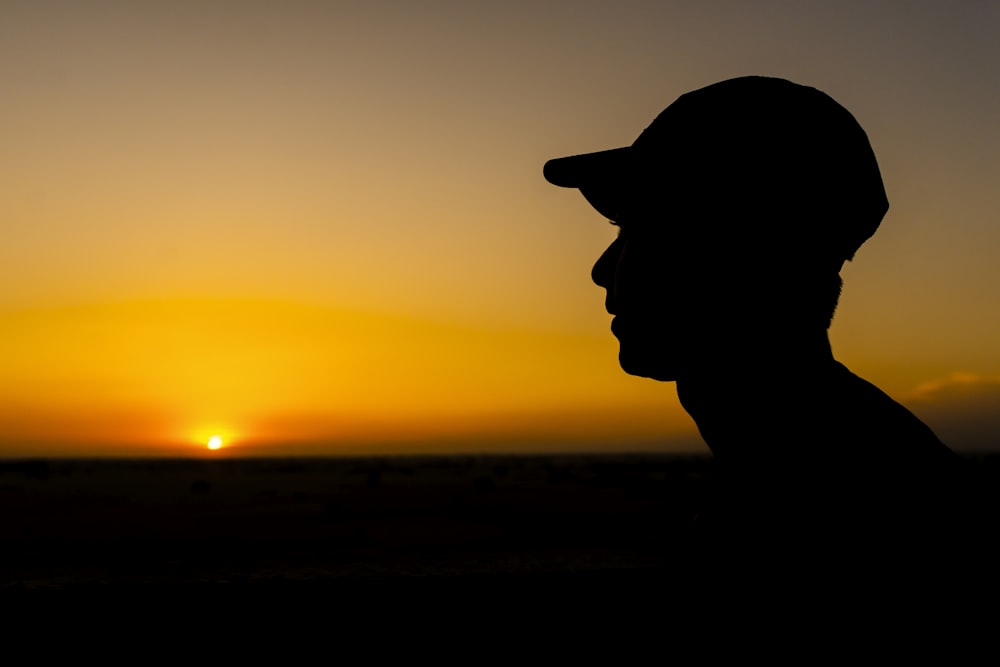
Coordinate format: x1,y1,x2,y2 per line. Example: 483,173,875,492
545,75,956,473
545,76,888,383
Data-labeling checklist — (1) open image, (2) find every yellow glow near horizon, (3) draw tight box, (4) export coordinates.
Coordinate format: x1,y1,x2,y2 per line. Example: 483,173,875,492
207,435,223,450
0,298,697,456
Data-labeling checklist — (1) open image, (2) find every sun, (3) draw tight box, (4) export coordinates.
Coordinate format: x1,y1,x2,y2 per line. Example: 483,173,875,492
207,435,223,450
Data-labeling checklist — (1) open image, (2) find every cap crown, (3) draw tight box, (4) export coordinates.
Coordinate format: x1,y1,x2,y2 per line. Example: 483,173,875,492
631,76,887,262
544,76,889,265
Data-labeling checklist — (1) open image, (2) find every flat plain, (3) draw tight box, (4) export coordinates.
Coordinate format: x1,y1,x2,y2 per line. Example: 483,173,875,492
3,453,998,630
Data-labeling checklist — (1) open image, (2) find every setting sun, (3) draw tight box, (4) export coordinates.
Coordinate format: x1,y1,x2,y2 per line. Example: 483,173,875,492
207,436,223,450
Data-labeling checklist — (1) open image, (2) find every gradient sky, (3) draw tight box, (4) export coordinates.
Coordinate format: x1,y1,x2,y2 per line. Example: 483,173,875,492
2,1,998,456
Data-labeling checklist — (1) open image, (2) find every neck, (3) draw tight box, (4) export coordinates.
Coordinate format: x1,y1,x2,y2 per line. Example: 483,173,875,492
675,329,837,459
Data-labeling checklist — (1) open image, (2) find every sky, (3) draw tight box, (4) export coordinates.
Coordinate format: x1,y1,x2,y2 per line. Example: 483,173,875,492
1,0,998,457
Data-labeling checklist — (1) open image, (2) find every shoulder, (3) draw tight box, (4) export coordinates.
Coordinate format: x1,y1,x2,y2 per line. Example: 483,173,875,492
824,361,957,463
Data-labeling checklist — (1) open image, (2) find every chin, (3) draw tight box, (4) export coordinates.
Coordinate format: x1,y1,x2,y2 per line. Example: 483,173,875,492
618,347,679,382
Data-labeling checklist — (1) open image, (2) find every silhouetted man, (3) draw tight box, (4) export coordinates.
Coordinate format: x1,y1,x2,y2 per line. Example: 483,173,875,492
544,77,963,541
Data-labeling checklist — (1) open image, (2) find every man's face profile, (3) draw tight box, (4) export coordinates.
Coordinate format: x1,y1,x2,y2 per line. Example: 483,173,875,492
592,222,680,382
591,203,729,383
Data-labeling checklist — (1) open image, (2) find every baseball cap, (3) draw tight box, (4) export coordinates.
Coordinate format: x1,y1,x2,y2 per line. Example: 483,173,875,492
543,76,889,263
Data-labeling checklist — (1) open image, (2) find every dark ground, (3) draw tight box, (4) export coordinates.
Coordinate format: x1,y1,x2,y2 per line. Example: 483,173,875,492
3,453,999,635
0,454,703,587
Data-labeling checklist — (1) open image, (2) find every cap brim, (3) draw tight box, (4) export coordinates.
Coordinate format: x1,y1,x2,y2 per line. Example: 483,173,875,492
543,147,631,187
543,147,633,220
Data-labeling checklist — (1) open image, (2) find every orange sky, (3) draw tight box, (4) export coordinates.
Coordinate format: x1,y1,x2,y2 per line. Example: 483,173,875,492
2,1,998,456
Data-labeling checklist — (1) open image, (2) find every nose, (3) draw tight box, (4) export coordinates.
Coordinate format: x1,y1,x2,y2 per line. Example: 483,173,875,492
591,237,622,289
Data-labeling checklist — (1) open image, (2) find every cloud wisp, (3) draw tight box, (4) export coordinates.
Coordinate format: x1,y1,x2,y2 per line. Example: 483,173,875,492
903,372,1000,452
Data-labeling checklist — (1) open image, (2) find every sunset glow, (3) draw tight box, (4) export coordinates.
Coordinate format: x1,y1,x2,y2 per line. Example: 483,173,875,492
1,2,998,457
